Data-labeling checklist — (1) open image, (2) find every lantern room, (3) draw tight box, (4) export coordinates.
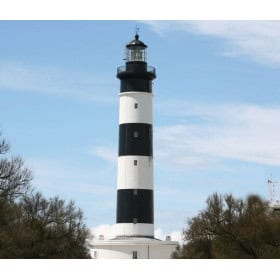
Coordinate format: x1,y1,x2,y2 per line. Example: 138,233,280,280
126,34,147,62
117,33,156,93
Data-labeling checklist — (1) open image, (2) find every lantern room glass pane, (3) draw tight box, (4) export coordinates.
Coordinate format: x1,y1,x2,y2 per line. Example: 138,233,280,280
127,48,146,62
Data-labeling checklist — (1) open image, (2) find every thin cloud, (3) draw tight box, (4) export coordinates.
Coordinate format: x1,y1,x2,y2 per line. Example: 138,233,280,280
0,61,116,103
89,146,116,163
91,224,117,240
144,21,280,66
154,228,183,244
27,158,114,196
89,102,280,168
155,103,280,168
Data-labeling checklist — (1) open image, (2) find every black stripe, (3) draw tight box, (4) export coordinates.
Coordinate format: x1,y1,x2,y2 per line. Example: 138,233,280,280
117,61,156,93
120,79,153,93
116,189,154,224
119,123,153,156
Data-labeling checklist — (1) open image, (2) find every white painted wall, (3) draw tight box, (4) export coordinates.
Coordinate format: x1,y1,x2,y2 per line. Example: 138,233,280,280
91,240,178,259
114,223,154,237
119,91,153,124
116,90,155,240
117,156,153,190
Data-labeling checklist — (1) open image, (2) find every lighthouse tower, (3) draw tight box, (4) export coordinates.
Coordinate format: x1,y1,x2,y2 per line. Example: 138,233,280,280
115,33,155,238
91,34,178,259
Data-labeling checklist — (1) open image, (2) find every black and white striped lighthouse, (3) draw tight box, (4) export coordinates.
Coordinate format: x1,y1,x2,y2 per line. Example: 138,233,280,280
115,33,156,238
91,33,178,258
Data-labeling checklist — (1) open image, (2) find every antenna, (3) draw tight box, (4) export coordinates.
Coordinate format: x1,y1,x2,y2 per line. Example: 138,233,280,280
135,25,140,36
267,178,280,211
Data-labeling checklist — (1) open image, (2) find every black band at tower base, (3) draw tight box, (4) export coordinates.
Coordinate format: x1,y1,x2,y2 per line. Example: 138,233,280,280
116,189,154,224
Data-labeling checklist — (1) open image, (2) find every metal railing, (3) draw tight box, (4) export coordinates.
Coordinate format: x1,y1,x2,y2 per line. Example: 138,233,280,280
117,66,125,74
117,65,156,75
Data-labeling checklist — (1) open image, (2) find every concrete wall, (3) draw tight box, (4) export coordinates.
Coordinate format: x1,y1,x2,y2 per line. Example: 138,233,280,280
91,242,177,259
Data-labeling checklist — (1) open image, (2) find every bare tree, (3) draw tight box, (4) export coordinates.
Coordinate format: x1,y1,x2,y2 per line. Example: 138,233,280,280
174,193,280,258
12,192,91,258
0,133,9,155
0,132,91,258
0,133,32,203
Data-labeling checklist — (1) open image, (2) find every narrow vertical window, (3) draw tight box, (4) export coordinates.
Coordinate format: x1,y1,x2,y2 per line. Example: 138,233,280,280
133,131,138,138
132,251,138,259
93,251,97,259
134,103,138,109
134,160,137,166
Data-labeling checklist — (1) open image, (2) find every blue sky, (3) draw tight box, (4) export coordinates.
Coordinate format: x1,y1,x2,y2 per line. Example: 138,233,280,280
1,21,280,241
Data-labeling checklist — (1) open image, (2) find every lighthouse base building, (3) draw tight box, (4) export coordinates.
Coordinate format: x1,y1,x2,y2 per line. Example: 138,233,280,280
90,34,178,258
91,236,177,259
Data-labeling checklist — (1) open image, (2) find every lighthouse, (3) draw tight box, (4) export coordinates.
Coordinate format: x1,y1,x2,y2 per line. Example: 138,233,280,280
91,33,178,259
115,33,155,238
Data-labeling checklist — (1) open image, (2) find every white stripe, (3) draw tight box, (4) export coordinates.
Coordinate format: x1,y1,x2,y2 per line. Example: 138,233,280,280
119,91,153,124
114,223,154,237
117,156,153,190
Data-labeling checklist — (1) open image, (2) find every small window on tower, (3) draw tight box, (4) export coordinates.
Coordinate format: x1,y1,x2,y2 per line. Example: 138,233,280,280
134,160,137,166
133,131,139,138
134,103,138,109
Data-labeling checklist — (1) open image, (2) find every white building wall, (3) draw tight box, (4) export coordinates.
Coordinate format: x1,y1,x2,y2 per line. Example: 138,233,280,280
114,223,154,237
117,156,153,189
119,91,153,124
91,241,177,259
